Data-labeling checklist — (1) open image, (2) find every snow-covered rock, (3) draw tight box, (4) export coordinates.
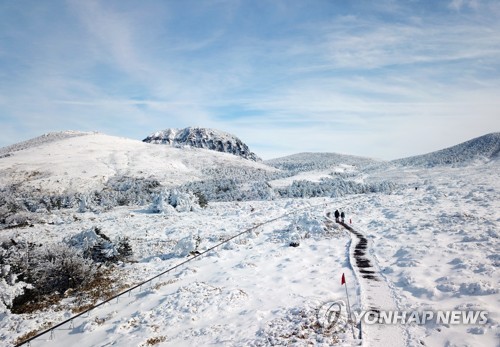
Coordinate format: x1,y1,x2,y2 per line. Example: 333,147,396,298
143,127,261,161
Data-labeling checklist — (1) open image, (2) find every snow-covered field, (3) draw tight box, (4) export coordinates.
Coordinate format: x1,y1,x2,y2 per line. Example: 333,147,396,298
353,162,500,346
1,198,357,346
0,132,500,347
1,157,498,346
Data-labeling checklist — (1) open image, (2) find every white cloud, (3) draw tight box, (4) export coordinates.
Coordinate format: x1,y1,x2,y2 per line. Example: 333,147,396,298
67,0,153,78
0,1,499,161
449,0,479,11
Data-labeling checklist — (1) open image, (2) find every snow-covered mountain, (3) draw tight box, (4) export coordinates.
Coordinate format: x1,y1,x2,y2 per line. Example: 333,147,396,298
143,127,261,161
393,132,500,167
0,132,273,195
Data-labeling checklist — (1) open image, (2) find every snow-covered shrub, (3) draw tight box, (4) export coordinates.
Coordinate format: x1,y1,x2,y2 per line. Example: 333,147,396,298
90,239,120,263
150,190,169,213
99,176,161,207
34,244,96,297
0,176,162,226
172,234,201,257
150,189,200,213
78,194,89,213
0,239,97,312
0,192,29,226
66,227,122,263
265,152,376,174
276,213,325,245
295,212,324,234
180,179,278,202
179,165,284,202
66,227,101,252
169,189,199,212
0,264,32,313
193,191,208,208
4,212,32,227
66,227,132,263
116,236,133,260
288,225,302,244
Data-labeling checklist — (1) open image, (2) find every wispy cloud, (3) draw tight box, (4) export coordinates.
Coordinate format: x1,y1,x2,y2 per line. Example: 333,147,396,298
449,0,479,11
0,0,499,159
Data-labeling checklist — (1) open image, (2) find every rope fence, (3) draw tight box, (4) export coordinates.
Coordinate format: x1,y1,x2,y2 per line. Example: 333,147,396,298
16,201,333,347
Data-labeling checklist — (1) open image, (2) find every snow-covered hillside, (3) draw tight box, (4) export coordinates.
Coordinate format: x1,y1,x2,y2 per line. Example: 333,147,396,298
266,152,378,174
143,127,261,161
264,152,390,196
0,132,277,228
0,132,273,195
0,131,90,158
393,132,500,167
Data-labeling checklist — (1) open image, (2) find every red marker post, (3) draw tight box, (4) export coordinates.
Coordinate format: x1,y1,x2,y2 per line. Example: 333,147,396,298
341,273,355,338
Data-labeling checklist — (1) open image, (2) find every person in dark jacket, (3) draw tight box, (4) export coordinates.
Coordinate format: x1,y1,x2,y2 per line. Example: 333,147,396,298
334,209,340,222
340,211,345,223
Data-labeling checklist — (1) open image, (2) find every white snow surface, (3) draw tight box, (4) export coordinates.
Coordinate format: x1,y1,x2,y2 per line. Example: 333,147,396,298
0,131,91,157
0,132,275,194
0,159,498,346
0,131,499,346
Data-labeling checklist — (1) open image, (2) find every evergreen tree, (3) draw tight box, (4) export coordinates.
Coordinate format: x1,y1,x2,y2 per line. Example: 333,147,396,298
117,237,133,260
193,191,208,208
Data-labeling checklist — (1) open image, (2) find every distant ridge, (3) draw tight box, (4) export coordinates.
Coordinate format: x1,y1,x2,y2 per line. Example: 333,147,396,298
393,133,500,167
143,127,260,161
0,131,92,157
265,152,378,173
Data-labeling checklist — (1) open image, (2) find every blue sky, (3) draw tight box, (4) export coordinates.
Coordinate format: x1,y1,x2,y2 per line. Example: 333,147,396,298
1,0,499,160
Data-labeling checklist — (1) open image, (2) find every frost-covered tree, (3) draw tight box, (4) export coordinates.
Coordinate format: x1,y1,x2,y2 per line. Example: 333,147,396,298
117,236,133,260
78,194,89,213
276,178,396,199
150,189,200,213
0,238,97,312
0,264,32,313
169,189,199,212
35,244,96,296
90,239,119,263
150,190,171,213
66,227,133,264
193,191,208,208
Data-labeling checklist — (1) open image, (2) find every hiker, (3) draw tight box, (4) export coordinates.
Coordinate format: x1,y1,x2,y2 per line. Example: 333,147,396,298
340,211,345,223
334,209,340,222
